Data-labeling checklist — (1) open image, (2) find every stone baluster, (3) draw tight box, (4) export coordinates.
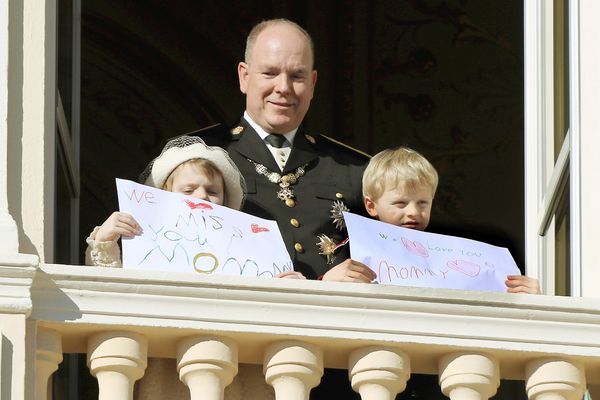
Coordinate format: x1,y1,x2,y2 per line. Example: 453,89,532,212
438,352,499,400
526,358,586,400
87,331,148,400
348,346,410,400
176,335,238,400
264,341,323,400
35,327,63,400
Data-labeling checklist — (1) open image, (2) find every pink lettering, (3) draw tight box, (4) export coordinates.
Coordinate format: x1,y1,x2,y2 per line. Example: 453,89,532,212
124,189,156,204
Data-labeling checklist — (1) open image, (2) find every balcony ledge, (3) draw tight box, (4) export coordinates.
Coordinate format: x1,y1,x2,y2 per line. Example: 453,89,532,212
22,263,600,381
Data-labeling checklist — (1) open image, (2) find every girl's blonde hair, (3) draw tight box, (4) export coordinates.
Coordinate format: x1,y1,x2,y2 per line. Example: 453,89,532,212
362,147,438,200
163,158,224,196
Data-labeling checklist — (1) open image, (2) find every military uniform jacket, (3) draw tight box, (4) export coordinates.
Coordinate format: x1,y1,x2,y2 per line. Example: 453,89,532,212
195,118,369,279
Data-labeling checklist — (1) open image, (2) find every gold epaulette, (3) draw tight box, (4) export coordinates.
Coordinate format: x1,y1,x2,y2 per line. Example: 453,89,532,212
183,123,223,136
320,134,372,158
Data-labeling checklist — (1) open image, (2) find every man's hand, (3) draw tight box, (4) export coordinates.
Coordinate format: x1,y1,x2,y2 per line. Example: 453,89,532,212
321,258,377,283
505,275,541,294
95,212,142,242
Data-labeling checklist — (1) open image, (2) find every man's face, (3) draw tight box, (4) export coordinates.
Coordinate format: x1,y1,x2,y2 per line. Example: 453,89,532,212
364,184,434,231
238,24,317,133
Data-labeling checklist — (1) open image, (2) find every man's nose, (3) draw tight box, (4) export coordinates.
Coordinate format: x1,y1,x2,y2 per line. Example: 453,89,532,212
275,74,291,93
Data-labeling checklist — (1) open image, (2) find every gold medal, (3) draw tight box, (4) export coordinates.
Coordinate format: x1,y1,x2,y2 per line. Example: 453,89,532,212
330,200,349,230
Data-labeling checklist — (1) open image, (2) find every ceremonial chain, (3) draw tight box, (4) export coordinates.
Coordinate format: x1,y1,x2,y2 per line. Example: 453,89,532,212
247,159,308,202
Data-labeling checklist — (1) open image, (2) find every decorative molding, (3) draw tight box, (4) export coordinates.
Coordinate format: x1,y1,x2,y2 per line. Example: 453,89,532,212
0,255,39,315
29,264,600,379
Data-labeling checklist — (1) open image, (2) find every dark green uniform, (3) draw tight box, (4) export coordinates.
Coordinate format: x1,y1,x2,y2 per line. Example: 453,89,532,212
194,118,369,279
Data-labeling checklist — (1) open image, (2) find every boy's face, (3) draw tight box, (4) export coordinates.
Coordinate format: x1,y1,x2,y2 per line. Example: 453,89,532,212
364,184,433,231
170,163,225,205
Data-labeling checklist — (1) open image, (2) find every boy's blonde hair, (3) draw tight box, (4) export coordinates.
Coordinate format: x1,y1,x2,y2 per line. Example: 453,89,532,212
362,147,438,201
163,158,224,192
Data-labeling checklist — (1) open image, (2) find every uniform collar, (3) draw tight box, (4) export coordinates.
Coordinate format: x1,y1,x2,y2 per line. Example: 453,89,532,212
231,118,280,172
243,112,297,147
284,130,319,173
234,115,318,174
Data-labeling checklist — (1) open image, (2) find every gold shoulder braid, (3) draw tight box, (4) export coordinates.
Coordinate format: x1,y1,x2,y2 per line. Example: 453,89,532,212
247,159,309,202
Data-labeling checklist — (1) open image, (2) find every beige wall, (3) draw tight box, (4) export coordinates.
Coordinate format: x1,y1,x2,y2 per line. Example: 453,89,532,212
0,314,29,400
579,0,600,297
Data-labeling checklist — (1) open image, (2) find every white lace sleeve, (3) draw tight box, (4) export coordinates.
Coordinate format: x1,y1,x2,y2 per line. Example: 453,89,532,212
85,226,123,267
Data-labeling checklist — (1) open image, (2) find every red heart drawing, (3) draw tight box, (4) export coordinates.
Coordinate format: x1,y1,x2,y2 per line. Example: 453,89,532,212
251,223,270,233
447,260,481,277
184,199,213,210
401,237,429,257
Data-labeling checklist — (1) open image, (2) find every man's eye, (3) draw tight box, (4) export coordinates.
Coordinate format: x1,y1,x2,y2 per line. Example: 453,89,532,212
395,202,407,208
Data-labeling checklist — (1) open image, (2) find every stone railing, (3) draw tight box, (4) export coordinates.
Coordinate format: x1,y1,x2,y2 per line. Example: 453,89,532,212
2,261,600,399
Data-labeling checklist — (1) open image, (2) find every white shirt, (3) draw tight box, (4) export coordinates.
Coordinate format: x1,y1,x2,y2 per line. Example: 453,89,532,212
244,111,296,171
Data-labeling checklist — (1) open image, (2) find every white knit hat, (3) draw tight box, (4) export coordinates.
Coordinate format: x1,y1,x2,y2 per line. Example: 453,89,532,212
139,136,246,210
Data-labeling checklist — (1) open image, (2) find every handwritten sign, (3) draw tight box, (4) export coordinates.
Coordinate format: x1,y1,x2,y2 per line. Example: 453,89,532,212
343,212,520,292
116,178,293,277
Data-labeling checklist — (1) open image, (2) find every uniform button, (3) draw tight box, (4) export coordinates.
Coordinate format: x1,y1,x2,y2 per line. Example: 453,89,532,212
290,218,300,227
335,192,344,199
294,243,304,253
285,198,296,207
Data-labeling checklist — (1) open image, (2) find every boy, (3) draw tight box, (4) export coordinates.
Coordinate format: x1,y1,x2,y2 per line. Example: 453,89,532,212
362,146,540,294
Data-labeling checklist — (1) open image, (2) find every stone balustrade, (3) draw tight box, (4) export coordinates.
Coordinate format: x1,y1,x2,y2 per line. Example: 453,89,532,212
87,331,148,400
177,336,238,400
1,263,600,399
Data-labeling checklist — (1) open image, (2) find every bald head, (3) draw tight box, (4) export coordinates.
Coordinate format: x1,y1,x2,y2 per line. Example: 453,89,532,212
244,19,315,68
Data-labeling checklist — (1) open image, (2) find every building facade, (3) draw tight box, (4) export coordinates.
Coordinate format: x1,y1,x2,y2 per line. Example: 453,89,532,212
1,1,600,399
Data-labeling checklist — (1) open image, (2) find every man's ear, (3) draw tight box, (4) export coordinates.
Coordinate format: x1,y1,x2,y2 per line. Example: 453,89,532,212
238,62,249,94
364,196,378,217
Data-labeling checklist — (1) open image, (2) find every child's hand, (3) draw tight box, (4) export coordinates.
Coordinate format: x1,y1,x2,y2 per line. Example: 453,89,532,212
505,275,541,294
321,259,377,283
95,212,142,242
275,271,307,279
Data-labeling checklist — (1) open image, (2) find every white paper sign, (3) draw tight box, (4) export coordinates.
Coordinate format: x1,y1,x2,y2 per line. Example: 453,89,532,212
116,178,293,277
344,212,520,292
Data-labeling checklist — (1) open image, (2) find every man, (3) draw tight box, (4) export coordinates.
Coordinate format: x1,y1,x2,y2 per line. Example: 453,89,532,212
198,18,375,283
193,18,452,400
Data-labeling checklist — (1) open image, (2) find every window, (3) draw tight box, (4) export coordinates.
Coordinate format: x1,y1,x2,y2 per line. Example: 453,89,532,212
54,1,85,398
525,0,576,296
55,0,81,265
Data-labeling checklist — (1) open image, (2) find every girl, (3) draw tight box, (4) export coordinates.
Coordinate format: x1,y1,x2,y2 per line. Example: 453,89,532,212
85,135,246,267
